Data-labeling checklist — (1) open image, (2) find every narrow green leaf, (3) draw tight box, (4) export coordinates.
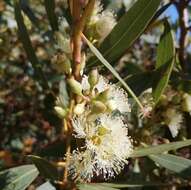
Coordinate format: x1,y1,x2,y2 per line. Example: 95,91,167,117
14,0,49,89
44,0,58,31
149,154,191,178
28,155,59,181
36,181,56,190
0,165,39,190
131,139,191,157
78,181,170,190
83,35,144,110
99,182,170,188
88,0,161,67
77,183,118,190
151,2,172,23
153,20,175,103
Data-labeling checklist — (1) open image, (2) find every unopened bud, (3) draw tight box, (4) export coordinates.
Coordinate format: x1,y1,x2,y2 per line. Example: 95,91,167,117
95,88,110,102
91,100,107,114
74,102,85,115
80,52,86,76
54,106,68,118
182,93,191,113
67,77,82,95
106,100,117,111
88,68,99,89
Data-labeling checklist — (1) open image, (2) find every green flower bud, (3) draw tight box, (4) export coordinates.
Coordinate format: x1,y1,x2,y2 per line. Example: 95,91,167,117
74,102,85,115
67,77,82,96
91,100,107,114
182,93,191,113
88,68,99,89
54,106,68,118
80,52,86,75
95,88,110,102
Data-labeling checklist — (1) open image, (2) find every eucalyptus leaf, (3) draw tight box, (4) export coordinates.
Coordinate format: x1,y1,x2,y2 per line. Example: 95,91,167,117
131,139,191,157
0,165,39,190
36,181,56,190
149,154,191,178
77,183,118,190
153,20,175,103
78,182,170,190
88,0,161,67
28,155,59,181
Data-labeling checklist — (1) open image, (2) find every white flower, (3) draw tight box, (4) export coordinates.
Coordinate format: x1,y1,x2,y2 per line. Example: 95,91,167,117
165,108,183,138
89,1,116,43
70,113,132,181
81,75,130,113
95,11,116,42
68,150,95,182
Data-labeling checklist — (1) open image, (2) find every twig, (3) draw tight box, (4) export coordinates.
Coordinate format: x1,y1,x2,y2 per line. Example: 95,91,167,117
174,0,189,71
72,0,95,80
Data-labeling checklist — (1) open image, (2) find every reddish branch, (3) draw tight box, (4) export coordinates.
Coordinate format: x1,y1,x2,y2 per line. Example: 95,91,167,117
174,0,189,70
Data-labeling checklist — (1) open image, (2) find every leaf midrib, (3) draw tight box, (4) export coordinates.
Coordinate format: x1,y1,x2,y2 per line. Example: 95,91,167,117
150,154,191,170
102,0,157,60
10,168,38,187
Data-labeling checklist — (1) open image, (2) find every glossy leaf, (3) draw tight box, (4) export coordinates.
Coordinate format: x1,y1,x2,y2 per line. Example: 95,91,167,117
153,20,175,103
28,155,59,181
149,154,191,178
88,0,161,67
0,165,39,190
131,139,191,157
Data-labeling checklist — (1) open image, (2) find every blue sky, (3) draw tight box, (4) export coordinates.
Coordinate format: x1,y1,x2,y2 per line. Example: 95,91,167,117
164,4,179,23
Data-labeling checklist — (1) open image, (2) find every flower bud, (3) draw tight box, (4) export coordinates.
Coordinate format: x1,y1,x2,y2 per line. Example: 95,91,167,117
67,77,82,96
54,106,68,118
106,100,117,111
74,102,85,115
80,52,86,76
95,88,110,102
88,68,99,89
91,100,107,114
182,93,191,113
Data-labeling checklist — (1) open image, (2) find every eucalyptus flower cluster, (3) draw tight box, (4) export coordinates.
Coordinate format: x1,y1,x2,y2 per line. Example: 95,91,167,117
52,1,132,182
55,69,133,182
